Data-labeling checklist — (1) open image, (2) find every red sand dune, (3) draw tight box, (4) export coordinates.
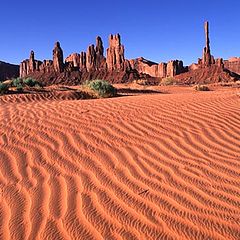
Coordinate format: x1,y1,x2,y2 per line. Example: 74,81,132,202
0,86,240,239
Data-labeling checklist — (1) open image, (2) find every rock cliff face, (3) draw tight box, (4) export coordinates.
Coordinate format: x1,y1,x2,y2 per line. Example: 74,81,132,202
106,34,127,71
53,42,64,72
0,61,19,81
166,60,185,77
224,57,240,75
20,51,42,78
95,36,105,70
20,42,63,78
65,36,106,72
86,44,96,71
158,62,167,78
65,53,80,68
175,65,239,84
80,52,87,69
129,57,186,78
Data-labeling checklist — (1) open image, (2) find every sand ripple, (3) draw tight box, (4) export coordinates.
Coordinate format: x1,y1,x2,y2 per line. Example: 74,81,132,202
0,88,240,239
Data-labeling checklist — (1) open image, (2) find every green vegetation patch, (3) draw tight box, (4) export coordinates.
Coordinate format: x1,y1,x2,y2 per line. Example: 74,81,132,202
0,82,9,95
84,79,117,98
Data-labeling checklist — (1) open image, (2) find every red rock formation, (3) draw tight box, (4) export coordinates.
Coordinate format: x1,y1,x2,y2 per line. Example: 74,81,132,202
224,57,240,75
18,21,240,86
86,44,96,71
19,34,141,85
175,65,239,84
29,51,36,73
80,52,87,70
96,36,104,56
158,62,167,78
65,53,80,68
129,57,185,78
19,60,29,78
215,58,224,67
95,36,106,70
53,42,64,72
20,51,43,78
166,60,185,77
65,36,106,72
20,42,64,77
0,61,19,81
202,21,215,67
106,34,126,71
39,60,53,73
129,58,159,77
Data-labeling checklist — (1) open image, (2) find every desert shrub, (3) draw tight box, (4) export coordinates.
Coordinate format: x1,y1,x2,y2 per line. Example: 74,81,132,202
12,77,23,87
194,84,210,91
34,82,43,88
160,77,175,86
11,77,43,92
16,83,24,92
23,78,39,87
85,79,117,98
0,82,9,94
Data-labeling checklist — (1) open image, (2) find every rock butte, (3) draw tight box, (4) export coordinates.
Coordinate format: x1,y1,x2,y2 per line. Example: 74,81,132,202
1,21,240,84
0,61,19,81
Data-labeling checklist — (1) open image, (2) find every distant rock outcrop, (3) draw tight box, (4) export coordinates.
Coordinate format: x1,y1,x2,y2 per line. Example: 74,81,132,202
129,57,186,78
53,42,64,72
201,21,215,67
18,21,240,85
0,61,19,81
86,44,96,71
65,53,80,68
175,65,239,84
20,34,141,85
20,50,42,78
95,36,106,70
106,34,128,71
20,42,63,78
65,36,106,72
175,21,240,84
29,51,36,73
224,57,240,75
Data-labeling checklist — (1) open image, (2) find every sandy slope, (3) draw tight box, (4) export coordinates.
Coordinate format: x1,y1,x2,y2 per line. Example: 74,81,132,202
0,87,240,240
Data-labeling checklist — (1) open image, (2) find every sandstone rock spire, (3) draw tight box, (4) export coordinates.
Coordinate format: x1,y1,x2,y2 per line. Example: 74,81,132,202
95,36,104,56
95,36,105,70
53,42,64,72
29,50,36,72
202,21,214,66
86,44,96,71
106,34,125,71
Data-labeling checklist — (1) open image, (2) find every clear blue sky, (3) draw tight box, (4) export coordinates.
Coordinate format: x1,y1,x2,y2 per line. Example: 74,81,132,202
1,0,239,66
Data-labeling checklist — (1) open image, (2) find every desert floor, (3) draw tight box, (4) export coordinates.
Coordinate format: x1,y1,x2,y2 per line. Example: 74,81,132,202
0,85,240,240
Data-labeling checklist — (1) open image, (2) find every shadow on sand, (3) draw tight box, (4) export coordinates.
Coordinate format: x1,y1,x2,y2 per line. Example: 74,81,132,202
117,88,163,96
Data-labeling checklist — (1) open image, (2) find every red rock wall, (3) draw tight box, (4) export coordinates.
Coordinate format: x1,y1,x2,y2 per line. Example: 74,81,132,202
0,61,19,81
129,58,185,78
224,58,240,75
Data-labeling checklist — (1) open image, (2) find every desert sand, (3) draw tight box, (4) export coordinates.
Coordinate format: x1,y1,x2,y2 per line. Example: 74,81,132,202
0,86,240,240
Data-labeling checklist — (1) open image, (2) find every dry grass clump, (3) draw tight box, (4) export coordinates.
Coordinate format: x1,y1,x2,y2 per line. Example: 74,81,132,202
194,84,210,91
133,79,149,86
160,77,176,86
